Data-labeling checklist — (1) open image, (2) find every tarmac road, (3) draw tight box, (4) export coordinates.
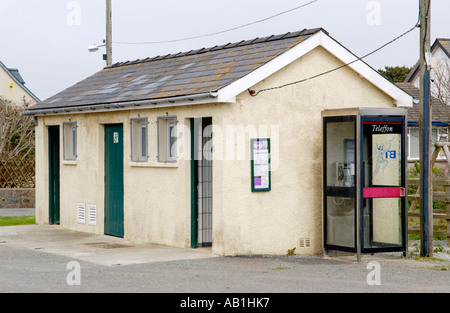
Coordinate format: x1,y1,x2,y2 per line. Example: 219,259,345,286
0,224,449,294
0,208,35,217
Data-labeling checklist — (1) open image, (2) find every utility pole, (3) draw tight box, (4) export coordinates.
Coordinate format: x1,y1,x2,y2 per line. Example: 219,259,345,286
419,0,433,257
105,0,112,66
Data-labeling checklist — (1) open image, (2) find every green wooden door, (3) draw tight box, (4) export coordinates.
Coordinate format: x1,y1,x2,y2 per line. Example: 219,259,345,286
48,126,60,225
104,124,124,237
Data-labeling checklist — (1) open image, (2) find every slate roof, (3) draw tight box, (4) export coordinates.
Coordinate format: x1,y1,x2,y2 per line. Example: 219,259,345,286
7,68,26,85
26,28,323,114
395,83,449,125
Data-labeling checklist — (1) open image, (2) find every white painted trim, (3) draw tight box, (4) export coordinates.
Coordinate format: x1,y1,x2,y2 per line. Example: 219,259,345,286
217,33,321,102
217,30,413,107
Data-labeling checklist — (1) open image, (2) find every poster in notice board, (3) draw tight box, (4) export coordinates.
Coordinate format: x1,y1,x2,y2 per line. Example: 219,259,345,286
251,138,271,192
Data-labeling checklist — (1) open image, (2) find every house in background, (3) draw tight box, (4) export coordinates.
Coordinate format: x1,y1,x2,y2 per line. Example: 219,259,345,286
0,60,40,106
24,28,413,256
396,83,449,164
404,38,450,105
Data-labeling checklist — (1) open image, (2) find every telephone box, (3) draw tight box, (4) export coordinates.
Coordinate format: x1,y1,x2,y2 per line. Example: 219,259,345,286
322,108,408,259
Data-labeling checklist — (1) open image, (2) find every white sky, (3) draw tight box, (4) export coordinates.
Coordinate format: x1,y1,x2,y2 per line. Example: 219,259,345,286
0,0,448,101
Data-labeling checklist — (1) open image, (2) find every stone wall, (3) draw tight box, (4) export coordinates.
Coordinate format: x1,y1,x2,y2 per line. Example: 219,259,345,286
0,188,35,208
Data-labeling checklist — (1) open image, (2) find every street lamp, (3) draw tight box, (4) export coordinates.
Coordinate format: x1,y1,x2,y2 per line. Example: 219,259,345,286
87,40,109,65
88,44,102,52
88,0,112,66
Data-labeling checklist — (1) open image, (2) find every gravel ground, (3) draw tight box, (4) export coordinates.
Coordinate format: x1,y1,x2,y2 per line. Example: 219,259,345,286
409,239,450,260
380,239,450,261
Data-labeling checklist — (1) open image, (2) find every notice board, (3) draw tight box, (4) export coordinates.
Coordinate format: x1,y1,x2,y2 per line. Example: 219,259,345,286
251,138,271,192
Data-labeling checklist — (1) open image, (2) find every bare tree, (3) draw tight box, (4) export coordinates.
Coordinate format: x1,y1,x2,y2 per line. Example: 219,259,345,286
0,98,35,160
431,60,450,107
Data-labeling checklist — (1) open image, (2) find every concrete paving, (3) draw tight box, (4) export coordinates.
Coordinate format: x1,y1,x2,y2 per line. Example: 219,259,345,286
0,224,217,267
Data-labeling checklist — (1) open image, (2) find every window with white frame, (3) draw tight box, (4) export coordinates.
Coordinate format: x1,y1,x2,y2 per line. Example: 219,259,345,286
130,117,148,162
407,127,420,160
408,126,449,160
157,116,177,162
63,121,77,160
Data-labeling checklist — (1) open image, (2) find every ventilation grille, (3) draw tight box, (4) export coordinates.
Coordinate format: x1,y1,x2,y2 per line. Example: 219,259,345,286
299,238,311,248
88,204,97,226
77,203,86,224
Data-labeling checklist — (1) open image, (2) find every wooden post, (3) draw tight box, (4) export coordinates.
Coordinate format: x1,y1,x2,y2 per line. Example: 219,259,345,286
447,186,450,247
435,142,450,167
419,0,433,257
106,0,112,67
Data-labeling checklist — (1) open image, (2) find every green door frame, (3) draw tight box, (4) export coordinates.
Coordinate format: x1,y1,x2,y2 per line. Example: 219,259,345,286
104,124,124,237
190,117,213,248
48,126,60,225
190,119,198,248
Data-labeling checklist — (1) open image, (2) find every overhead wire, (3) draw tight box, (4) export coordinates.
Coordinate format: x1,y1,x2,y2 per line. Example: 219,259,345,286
114,0,319,45
250,1,422,96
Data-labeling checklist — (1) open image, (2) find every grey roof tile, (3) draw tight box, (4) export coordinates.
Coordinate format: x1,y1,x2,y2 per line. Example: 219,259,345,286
27,28,322,112
395,83,449,123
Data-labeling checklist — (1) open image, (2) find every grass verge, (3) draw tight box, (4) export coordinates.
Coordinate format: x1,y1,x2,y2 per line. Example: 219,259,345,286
0,216,36,227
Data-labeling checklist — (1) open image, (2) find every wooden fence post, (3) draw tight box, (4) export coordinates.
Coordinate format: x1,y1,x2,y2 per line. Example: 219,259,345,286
447,186,450,246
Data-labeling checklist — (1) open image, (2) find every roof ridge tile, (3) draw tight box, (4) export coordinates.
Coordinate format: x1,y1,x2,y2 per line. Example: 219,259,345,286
106,28,322,68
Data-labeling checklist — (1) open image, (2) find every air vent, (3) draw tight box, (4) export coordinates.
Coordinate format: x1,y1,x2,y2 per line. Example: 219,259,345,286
77,203,86,224
299,238,311,248
88,204,97,226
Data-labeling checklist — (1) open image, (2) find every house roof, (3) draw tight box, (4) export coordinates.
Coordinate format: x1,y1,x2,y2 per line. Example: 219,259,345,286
7,68,26,85
25,28,412,116
436,38,450,58
0,61,40,103
395,83,449,125
404,38,450,83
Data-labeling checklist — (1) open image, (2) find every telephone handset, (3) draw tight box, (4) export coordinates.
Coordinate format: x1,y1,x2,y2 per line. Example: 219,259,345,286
336,162,354,187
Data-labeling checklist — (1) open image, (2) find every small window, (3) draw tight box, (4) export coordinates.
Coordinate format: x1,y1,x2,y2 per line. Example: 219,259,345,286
407,127,420,160
63,121,77,160
157,116,177,162
130,117,148,162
